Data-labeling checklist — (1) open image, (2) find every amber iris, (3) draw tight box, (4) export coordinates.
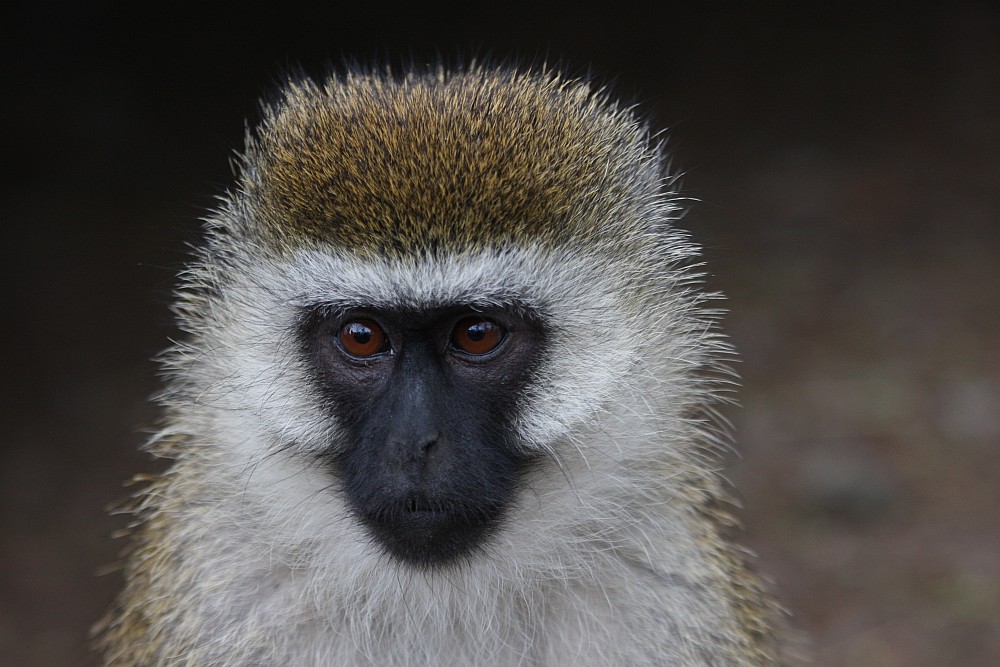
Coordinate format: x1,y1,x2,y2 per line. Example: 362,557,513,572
338,320,388,358
451,317,504,356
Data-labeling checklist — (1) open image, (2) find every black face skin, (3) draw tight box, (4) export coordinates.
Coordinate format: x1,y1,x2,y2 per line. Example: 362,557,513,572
303,305,545,567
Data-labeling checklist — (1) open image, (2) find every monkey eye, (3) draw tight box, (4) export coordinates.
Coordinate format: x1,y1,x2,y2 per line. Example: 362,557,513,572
451,317,505,356
337,319,390,359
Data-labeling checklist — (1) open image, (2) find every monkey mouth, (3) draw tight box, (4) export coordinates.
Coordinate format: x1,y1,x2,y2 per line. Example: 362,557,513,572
366,492,499,530
399,493,439,515
358,492,505,566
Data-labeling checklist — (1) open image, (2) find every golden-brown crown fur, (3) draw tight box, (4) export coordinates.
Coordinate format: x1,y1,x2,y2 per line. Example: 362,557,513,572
242,67,661,257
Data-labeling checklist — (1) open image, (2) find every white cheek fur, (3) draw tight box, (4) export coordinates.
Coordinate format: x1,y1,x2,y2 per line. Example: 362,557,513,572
191,245,684,459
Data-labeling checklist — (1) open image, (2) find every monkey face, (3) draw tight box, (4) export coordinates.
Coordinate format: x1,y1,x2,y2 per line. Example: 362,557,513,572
303,305,546,566
101,68,784,666
182,69,681,571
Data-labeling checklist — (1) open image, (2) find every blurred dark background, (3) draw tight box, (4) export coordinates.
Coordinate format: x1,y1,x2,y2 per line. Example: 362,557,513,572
2,3,998,665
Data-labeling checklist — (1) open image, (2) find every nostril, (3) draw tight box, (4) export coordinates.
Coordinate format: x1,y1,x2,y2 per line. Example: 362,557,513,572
385,430,441,465
419,431,440,453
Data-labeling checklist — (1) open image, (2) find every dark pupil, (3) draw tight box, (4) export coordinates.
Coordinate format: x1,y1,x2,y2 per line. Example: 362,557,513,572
348,324,372,344
466,322,487,341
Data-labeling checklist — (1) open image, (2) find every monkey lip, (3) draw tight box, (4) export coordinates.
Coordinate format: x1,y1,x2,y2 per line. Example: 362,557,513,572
357,492,505,565
402,495,437,514
368,493,478,526
378,492,503,534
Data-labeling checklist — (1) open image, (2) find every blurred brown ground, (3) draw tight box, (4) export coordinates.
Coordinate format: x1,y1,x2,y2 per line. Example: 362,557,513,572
2,4,998,666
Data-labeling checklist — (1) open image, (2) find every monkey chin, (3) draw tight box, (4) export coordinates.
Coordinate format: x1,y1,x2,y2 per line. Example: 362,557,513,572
358,494,508,567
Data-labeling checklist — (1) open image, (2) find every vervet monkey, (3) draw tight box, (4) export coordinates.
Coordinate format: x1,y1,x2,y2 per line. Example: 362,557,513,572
97,65,787,666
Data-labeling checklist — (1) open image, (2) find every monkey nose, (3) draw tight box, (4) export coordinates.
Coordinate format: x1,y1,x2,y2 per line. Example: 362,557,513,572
385,429,441,469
